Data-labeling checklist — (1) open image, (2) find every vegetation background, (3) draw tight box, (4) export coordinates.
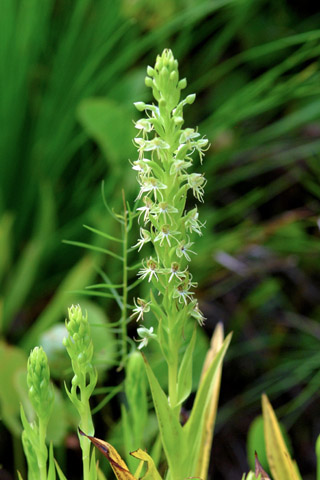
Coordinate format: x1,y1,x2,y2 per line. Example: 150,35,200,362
0,1,319,479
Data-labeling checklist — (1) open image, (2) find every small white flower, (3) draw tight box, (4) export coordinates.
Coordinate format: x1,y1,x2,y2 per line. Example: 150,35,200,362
131,158,152,175
194,137,209,164
136,326,157,350
184,207,205,236
130,298,151,322
187,173,206,202
133,228,151,251
190,301,206,326
154,224,180,247
138,258,160,282
179,128,200,144
170,159,192,175
150,202,178,222
164,262,187,282
135,118,153,134
176,238,196,262
137,196,154,224
173,282,195,305
137,177,167,201
134,137,170,156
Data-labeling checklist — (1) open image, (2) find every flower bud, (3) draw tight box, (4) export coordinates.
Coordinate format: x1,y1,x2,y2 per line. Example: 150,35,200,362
147,65,154,76
178,78,187,90
185,94,196,104
145,76,153,88
134,101,146,111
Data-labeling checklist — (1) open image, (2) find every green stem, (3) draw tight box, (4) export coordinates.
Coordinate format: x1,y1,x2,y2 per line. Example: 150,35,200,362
121,190,128,368
80,403,92,480
316,434,320,480
168,313,179,417
38,419,47,480
168,355,178,411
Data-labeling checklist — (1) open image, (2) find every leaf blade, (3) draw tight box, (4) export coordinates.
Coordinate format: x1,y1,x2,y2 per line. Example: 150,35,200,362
262,394,301,480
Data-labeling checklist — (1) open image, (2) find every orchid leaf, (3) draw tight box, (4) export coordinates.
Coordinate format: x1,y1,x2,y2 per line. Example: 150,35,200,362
183,333,232,476
130,449,162,480
262,394,301,480
54,459,68,480
89,447,97,480
97,467,108,480
143,355,185,480
47,443,56,480
176,327,196,407
195,322,224,480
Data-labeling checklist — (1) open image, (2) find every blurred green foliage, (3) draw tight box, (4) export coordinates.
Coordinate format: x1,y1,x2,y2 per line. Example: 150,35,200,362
1,0,320,478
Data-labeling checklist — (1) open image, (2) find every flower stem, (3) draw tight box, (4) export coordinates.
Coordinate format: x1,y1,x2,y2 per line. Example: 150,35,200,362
81,409,91,480
38,419,48,480
121,190,128,369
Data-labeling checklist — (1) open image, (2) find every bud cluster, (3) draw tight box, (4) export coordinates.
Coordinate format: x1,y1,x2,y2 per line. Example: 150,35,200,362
27,346,54,424
132,49,207,339
63,305,97,409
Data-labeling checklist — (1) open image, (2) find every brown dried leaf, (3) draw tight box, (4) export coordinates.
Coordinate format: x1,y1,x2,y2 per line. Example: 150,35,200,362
255,452,271,480
79,429,136,480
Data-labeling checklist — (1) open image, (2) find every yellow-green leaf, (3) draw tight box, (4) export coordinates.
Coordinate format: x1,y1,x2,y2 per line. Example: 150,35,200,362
262,394,301,480
183,333,232,477
130,449,162,480
196,323,224,480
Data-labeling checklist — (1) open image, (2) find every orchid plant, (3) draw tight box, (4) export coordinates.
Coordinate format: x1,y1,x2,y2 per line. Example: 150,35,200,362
19,49,318,480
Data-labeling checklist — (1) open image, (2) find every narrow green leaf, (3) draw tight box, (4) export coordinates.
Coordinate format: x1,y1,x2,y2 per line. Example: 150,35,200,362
83,224,123,244
143,356,185,480
89,447,97,480
176,328,197,406
54,459,68,480
62,240,123,262
47,443,56,480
